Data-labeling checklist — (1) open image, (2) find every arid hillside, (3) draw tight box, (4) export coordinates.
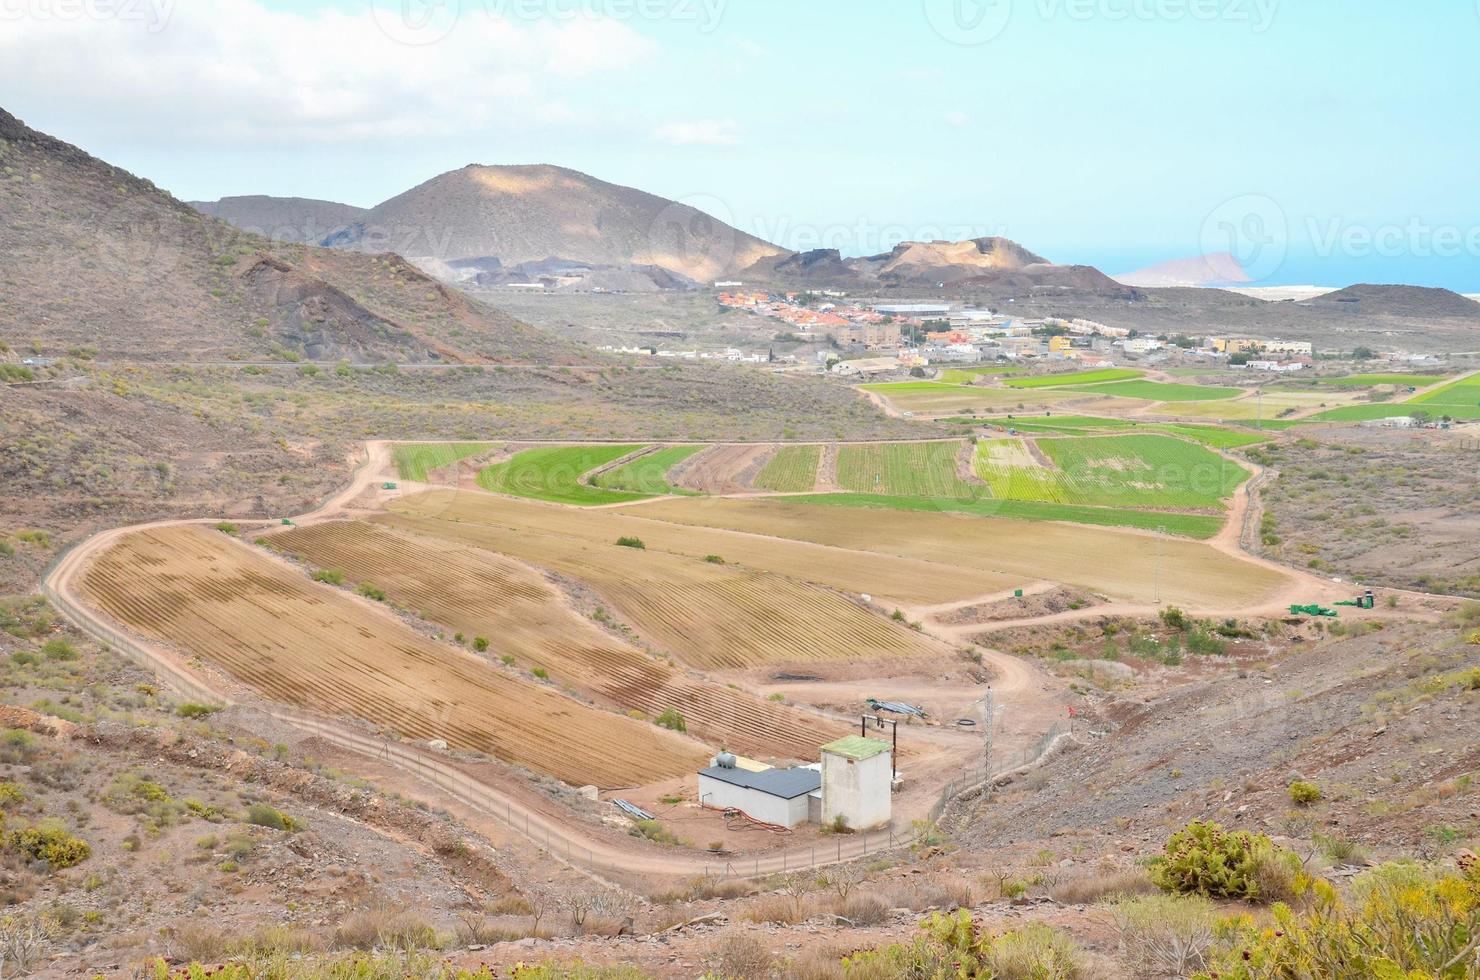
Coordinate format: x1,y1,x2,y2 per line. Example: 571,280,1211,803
325,163,788,284
190,195,368,245
0,107,568,364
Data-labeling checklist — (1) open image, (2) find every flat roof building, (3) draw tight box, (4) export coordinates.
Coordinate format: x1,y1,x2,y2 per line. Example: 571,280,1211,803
697,762,822,829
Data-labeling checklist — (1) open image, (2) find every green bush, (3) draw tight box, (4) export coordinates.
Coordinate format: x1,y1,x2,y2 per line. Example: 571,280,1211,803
6,823,91,868
311,569,345,586
655,707,687,733
1288,781,1322,806
40,638,78,661
703,554,726,564
245,803,297,832
1152,821,1308,903
472,636,489,653
177,703,219,719
531,667,550,681
355,583,387,602
1199,859,1480,979
615,536,646,550
214,522,239,535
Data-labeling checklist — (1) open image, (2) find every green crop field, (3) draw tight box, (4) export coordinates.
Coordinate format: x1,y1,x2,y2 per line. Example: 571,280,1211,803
788,493,1223,539
938,365,1029,384
1005,368,1142,389
1069,379,1243,402
1408,374,1480,418
975,434,1247,509
392,443,496,482
476,445,650,505
980,416,1268,449
590,445,705,495
836,442,978,497
1300,373,1449,388
753,445,821,492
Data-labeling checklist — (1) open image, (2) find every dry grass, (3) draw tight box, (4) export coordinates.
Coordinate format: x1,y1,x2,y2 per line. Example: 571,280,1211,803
709,930,778,980
332,908,440,951
836,895,890,925
742,893,813,926
1049,866,1158,905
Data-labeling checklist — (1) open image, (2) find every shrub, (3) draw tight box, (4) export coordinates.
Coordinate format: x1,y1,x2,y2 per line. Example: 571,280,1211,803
355,583,387,602
531,667,550,681
1288,781,1322,806
709,931,776,980
332,909,439,951
631,819,679,846
1049,866,1157,905
1112,893,1216,977
6,823,91,868
655,707,687,732
472,636,490,653
0,781,26,807
1152,821,1308,903
1313,833,1370,865
311,568,345,586
245,803,297,832
176,702,219,720
1160,606,1189,631
214,522,238,535
839,895,888,926
845,911,1083,979
614,536,645,550
1201,859,1480,979
703,554,726,564
40,638,78,661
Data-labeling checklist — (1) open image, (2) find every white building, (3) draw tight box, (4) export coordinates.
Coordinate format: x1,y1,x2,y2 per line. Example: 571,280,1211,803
1123,338,1164,354
1263,340,1314,356
697,756,821,829
821,736,893,831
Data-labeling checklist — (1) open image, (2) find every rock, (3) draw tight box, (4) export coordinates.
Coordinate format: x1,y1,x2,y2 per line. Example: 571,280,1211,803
618,916,635,936
833,915,855,927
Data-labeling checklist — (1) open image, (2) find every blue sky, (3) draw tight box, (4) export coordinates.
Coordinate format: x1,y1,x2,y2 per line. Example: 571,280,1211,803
4,0,1479,288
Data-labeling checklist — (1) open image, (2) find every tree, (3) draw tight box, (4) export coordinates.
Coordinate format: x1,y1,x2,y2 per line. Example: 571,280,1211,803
1352,346,1375,360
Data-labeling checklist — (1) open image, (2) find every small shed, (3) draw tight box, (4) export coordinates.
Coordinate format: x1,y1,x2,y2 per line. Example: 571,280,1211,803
697,760,821,829
821,736,893,831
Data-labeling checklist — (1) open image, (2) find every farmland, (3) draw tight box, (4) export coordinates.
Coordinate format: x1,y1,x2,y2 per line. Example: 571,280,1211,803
392,442,496,482
268,520,845,760
1005,368,1142,389
938,365,1029,383
77,525,707,788
982,416,1271,448
834,442,978,497
1299,373,1450,387
860,381,1086,415
1068,379,1242,402
590,445,705,495
752,444,821,492
380,492,960,670
974,434,1248,510
1168,388,1367,421
637,497,1288,608
1407,372,1480,418
476,444,648,505
789,492,1224,539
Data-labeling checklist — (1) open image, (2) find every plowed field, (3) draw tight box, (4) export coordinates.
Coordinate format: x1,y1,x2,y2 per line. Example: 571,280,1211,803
267,521,847,760
379,493,960,670
77,525,707,788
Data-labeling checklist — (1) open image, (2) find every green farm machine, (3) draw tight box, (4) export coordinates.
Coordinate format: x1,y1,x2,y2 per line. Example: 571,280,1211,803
1335,589,1377,610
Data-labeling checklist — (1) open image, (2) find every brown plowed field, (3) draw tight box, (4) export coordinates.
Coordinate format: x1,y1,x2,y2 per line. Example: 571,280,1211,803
631,498,1291,609
388,490,1012,605
670,443,774,494
267,521,848,761
377,496,957,671
77,525,707,788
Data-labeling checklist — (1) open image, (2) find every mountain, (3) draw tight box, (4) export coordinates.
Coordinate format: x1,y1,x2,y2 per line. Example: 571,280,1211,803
190,195,368,245
1114,251,1253,288
0,107,565,363
1296,283,1480,318
324,163,788,285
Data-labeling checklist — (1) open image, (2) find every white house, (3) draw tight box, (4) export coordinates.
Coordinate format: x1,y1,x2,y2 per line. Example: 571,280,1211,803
820,736,893,831
697,755,821,829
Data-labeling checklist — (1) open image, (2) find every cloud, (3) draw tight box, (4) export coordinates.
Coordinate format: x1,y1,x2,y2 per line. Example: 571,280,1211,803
944,111,971,128
653,119,743,146
0,0,657,145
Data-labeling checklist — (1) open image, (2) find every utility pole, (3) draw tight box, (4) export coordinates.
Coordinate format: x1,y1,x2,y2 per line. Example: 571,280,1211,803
981,690,994,792
1154,526,1167,605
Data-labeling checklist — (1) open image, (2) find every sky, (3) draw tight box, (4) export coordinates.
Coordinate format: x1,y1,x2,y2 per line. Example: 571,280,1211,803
3,0,1479,289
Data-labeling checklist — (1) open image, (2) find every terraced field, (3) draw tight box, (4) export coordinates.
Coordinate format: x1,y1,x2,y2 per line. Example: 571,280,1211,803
381,492,960,670
476,445,648,505
268,521,844,761
983,417,1270,449
835,442,978,497
1407,373,1480,418
1068,380,1242,402
752,445,821,492
590,445,705,495
636,497,1288,609
860,382,1085,415
1005,368,1143,389
392,443,496,482
787,494,1224,539
974,434,1248,509
78,525,706,788
1304,374,1450,387
1169,389,1366,421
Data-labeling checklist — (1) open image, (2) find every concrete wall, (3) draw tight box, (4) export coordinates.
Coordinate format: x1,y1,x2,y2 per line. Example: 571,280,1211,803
697,774,809,828
821,751,892,830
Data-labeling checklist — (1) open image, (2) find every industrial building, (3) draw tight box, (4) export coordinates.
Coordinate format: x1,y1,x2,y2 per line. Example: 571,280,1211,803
694,734,894,831
697,754,821,829
821,736,893,830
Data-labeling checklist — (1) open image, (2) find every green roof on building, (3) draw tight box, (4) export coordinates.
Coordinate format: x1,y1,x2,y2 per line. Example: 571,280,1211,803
821,736,891,761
